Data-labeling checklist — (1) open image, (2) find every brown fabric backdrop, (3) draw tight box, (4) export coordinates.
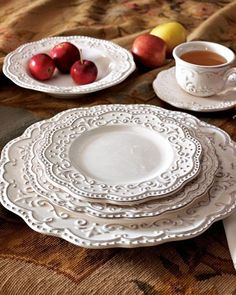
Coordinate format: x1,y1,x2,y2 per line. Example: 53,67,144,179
0,1,236,294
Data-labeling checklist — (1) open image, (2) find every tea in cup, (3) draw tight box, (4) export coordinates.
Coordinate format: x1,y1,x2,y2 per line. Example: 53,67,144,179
173,41,236,97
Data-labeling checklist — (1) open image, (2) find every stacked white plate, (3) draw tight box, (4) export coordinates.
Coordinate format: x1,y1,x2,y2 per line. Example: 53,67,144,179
0,104,236,248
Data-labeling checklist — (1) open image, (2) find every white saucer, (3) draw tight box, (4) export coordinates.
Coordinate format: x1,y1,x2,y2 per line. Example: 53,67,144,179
153,67,236,112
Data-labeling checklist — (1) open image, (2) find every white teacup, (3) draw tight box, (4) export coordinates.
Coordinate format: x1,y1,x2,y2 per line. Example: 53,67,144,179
173,41,236,97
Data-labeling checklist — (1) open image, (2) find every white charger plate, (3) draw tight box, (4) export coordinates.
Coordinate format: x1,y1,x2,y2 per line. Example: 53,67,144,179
3,36,136,98
0,105,235,248
29,105,202,204
153,67,236,112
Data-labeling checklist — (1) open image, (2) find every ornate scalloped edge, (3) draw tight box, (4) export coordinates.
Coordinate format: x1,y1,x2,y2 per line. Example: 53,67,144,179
0,196,233,250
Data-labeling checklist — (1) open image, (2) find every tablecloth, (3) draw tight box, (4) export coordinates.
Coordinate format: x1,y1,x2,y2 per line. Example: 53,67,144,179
0,1,236,294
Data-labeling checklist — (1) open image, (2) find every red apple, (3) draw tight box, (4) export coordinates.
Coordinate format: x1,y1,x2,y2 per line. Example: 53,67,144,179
131,33,167,68
70,60,98,85
28,53,55,81
50,42,80,73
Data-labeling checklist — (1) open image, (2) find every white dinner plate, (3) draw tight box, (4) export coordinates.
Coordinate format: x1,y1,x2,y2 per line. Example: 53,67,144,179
3,36,136,98
24,108,218,218
30,105,202,204
153,67,236,112
0,105,235,248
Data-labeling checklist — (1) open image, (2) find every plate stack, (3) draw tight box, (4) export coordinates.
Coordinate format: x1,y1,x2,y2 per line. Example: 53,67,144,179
0,104,236,248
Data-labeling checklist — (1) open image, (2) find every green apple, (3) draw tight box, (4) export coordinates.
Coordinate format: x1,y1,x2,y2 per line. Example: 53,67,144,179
150,21,187,54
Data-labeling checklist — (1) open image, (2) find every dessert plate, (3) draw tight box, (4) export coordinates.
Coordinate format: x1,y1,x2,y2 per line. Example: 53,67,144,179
153,67,236,112
3,36,136,98
0,106,235,248
26,115,218,218
33,105,202,204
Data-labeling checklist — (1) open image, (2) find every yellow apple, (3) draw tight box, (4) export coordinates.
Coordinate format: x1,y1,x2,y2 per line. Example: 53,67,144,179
150,21,187,54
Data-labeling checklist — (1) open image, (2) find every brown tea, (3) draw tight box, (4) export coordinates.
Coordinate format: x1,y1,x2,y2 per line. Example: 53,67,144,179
180,50,227,66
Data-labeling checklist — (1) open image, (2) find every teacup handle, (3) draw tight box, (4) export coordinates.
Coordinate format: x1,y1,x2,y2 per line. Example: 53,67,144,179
224,67,236,83
220,67,236,94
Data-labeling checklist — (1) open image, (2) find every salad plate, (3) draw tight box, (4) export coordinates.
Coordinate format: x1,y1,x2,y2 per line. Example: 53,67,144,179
25,112,217,218
3,36,136,98
153,67,236,112
35,105,202,204
0,106,235,248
